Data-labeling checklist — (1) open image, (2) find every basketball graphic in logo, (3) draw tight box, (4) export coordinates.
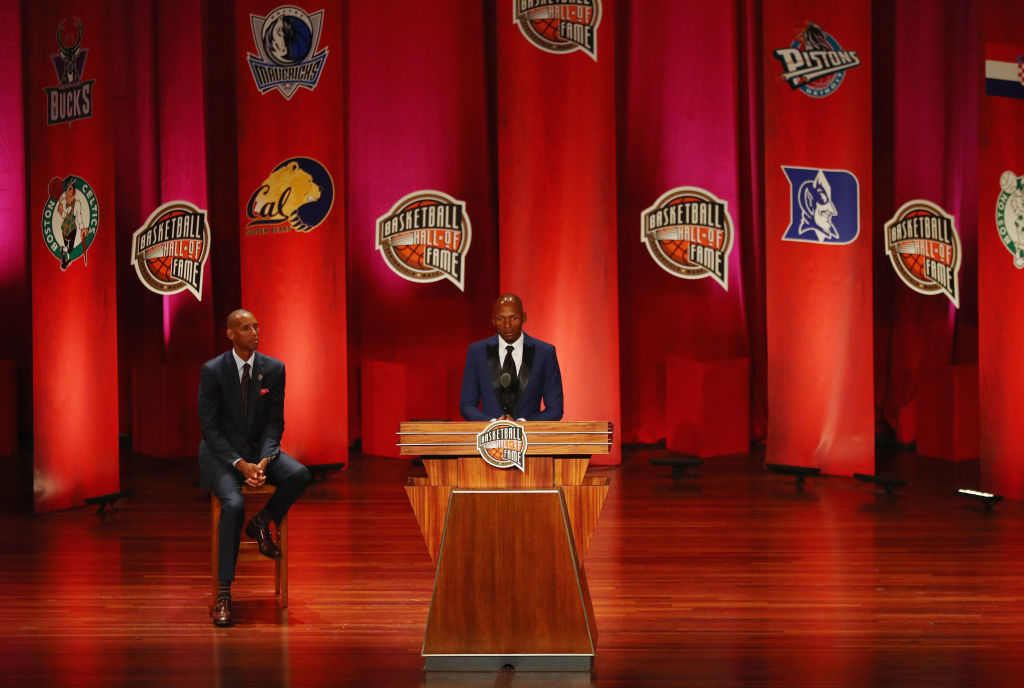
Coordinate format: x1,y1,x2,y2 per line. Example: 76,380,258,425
883,199,961,308
513,0,601,60
131,201,211,300
376,190,471,291
641,187,733,290
476,419,528,472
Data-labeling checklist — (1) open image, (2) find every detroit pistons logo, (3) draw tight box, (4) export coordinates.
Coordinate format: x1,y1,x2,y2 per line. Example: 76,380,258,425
247,6,328,99
245,157,334,235
45,18,95,125
773,22,861,98
514,0,600,60
375,190,471,291
996,170,1024,268
884,200,961,308
476,419,528,472
42,175,98,271
131,201,210,300
641,187,733,290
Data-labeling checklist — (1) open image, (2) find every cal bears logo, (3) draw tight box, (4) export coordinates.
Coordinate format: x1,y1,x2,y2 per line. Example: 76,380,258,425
131,201,210,300
376,190,471,291
884,200,961,308
46,18,95,125
476,419,528,472
996,170,1024,268
514,0,600,60
782,166,859,244
42,175,98,271
773,22,861,98
640,187,733,290
245,157,334,235
247,6,328,99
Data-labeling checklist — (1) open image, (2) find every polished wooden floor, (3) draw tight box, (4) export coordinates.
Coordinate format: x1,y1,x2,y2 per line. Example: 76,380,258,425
2,445,1024,687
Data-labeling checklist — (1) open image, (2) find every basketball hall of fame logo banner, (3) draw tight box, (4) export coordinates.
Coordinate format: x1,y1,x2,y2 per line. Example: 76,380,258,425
247,5,328,99
997,170,1024,269
514,0,600,60
640,187,734,290
883,200,961,308
245,157,334,235
476,419,528,472
46,18,95,125
42,174,99,271
375,190,471,291
773,22,861,98
131,201,210,300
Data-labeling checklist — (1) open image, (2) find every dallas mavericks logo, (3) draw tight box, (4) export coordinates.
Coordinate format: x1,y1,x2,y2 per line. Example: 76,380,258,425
514,0,600,60
42,175,99,271
45,18,95,125
773,22,860,98
640,187,733,290
781,166,859,245
476,419,528,472
245,157,334,235
996,171,1024,268
376,190,471,291
247,6,328,99
131,201,210,300
884,200,961,308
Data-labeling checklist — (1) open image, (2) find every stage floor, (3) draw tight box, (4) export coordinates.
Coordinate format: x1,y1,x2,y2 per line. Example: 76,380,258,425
2,445,1023,687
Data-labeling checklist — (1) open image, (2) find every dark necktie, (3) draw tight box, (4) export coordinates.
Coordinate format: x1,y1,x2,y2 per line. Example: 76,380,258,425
241,362,251,419
502,345,516,378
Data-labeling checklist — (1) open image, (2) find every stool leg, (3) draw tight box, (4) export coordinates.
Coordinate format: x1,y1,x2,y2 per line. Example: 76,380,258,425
211,493,220,603
279,514,288,608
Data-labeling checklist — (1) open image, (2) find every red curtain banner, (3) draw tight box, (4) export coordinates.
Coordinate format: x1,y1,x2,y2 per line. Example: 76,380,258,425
763,0,874,476
234,0,347,464
27,0,119,512
979,0,1024,498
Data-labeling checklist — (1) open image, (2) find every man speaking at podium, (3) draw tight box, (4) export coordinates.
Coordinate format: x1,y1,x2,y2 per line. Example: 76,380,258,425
459,293,564,421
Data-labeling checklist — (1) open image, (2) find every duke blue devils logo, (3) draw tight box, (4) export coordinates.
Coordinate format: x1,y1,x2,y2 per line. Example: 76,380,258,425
45,18,95,126
247,6,328,99
781,167,860,245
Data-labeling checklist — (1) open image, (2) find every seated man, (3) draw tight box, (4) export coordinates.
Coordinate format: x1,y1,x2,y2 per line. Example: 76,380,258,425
459,293,564,421
198,309,310,627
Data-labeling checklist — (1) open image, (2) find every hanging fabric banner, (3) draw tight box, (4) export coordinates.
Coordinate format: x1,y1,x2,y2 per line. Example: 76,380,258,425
763,1,873,475
235,1,347,462
27,0,119,512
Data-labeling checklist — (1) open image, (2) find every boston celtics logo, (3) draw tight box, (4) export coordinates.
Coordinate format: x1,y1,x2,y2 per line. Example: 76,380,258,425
476,419,528,472
883,199,961,308
42,175,98,271
375,190,471,291
640,186,733,290
996,170,1024,268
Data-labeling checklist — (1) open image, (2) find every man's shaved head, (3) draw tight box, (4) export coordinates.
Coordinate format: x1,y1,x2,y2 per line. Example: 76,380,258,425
226,309,254,329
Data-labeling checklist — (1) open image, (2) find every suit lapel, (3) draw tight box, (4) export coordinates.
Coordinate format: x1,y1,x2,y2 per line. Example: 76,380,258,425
486,342,502,403
518,338,535,400
220,352,243,422
246,353,261,432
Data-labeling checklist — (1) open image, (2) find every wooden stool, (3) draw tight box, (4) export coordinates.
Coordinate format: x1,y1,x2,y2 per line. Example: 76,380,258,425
211,484,288,608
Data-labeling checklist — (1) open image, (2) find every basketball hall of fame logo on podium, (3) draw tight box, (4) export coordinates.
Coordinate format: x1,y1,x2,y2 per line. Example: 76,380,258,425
476,420,528,472
247,5,328,99
131,201,210,300
640,186,733,290
773,21,861,98
884,199,961,308
42,174,99,272
996,170,1024,268
514,0,600,60
375,190,471,291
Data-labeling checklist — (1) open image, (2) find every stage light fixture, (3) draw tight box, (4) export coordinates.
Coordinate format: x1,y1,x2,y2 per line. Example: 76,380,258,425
649,456,703,478
307,462,348,483
955,488,1003,510
84,489,136,514
766,463,821,485
854,472,907,496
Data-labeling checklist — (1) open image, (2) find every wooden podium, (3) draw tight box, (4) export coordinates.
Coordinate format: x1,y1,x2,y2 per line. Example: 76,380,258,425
401,421,612,671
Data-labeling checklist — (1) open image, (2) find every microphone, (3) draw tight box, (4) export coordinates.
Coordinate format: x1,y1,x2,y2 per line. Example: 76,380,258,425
499,373,514,416
499,372,512,389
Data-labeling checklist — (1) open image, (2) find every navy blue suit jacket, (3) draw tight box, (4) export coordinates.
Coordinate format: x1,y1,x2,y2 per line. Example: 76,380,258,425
197,350,286,490
459,333,563,421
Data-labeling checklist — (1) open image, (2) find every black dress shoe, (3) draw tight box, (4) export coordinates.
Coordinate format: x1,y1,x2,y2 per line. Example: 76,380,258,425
245,518,281,559
212,598,232,626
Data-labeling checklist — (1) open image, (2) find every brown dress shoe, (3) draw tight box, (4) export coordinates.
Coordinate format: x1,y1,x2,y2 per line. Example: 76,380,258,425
212,598,232,626
245,517,281,559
